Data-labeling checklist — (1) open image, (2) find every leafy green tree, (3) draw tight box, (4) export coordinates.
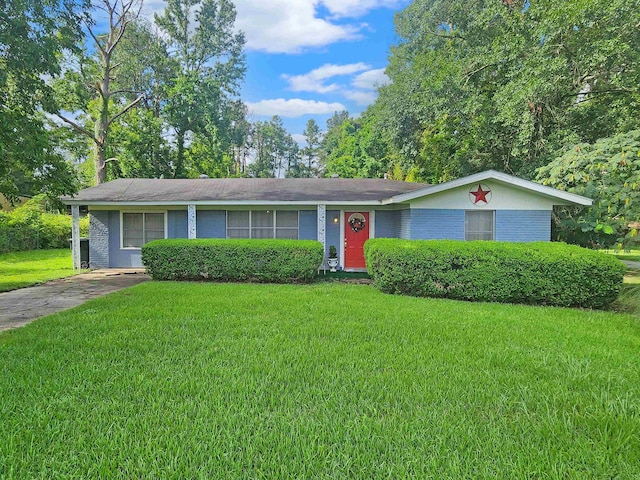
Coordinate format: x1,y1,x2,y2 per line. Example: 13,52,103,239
0,0,86,201
319,111,349,171
248,116,299,178
300,119,322,177
375,0,640,181
320,110,394,179
155,0,246,178
55,0,145,185
536,130,640,249
108,21,177,179
284,138,303,178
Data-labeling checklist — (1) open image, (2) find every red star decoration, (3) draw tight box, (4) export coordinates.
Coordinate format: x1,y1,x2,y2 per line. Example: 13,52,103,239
470,184,491,204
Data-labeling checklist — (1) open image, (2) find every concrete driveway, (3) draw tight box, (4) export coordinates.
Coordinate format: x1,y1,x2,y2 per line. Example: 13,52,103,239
0,270,149,332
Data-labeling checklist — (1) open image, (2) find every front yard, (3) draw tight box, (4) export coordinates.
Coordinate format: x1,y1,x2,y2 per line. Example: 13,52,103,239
0,249,79,292
1,282,638,478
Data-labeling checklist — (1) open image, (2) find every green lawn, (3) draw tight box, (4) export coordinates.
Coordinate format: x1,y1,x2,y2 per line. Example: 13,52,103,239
0,249,77,292
1,282,639,478
606,248,640,263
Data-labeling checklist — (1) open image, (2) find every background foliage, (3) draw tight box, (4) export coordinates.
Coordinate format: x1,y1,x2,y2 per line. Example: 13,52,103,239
0,196,89,253
537,130,640,249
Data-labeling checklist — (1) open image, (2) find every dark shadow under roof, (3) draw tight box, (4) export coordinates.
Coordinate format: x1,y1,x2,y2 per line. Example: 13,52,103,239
63,178,430,204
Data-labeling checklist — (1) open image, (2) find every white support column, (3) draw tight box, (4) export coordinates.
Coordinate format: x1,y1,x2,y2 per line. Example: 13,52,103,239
188,204,197,239
71,205,81,271
317,204,326,249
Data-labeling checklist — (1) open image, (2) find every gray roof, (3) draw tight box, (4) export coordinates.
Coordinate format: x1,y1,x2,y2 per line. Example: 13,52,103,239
62,178,430,204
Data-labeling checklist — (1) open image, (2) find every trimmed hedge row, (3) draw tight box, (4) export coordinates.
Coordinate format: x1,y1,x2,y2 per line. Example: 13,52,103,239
142,239,324,283
364,239,626,309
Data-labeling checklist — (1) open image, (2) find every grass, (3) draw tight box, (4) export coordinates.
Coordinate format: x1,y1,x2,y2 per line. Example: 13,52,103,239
614,266,640,315
0,249,77,292
597,249,639,315
1,282,639,478
604,248,640,263
317,270,371,281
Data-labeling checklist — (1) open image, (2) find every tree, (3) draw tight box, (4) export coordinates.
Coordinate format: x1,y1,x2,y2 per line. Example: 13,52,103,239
0,0,86,201
248,116,299,178
319,110,396,179
107,21,177,179
155,0,246,178
55,0,144,185
374,0,640,181
301,119,322,177
536,130,640,249
319,111,349,171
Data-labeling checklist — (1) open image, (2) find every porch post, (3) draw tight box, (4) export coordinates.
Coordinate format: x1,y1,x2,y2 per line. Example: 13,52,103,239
317,204,326,250
188,204,197,239
71,205,81,271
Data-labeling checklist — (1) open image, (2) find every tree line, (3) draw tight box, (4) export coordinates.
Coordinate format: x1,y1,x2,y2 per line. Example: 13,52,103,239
1,0,325,203
1,0,638,247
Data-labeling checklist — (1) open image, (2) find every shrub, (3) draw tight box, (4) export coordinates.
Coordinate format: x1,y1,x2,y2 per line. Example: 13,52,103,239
364,239,626,309
142,239,324,283
0,196,89,253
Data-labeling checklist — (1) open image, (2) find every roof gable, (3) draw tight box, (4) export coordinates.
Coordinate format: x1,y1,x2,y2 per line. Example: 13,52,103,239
386,170,592,206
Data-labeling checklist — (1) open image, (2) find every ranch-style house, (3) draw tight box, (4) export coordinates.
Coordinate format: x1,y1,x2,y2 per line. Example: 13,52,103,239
62,170,592,270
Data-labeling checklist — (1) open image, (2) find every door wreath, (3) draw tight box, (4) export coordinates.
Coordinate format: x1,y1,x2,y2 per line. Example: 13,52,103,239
348,213,366,232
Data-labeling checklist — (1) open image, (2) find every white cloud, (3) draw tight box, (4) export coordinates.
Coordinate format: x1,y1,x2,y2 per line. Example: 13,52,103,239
234,0,361,54
283,62,371,93
351,68,389,90
321,0,406,18
144,0,404,54
246,98,346,117
291,133,307,145
342,90,377,105
139,0,166,18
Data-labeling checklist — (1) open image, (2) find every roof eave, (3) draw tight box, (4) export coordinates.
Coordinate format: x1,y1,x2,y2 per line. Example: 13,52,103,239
61,199,386,207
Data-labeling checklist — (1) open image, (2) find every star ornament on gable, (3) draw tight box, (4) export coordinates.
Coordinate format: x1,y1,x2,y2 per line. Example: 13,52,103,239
469,183,492,205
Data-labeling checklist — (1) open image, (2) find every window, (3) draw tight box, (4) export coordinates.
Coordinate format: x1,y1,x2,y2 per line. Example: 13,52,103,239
465,211,494,240
122,212,165,248
226,210,298,239
276,211,298,239
252,210,274,239
227,211,250,238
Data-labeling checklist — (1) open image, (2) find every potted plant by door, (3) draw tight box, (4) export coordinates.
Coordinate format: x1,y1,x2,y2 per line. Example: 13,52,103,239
327,245,339,272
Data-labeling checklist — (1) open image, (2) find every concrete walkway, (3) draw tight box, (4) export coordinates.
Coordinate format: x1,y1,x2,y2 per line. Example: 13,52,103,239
622,260,640,270
0,269,149,332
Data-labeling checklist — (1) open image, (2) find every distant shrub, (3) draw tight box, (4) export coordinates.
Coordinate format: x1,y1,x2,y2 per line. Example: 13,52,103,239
364,239,626,309
0,196,89,253
142,239,324,283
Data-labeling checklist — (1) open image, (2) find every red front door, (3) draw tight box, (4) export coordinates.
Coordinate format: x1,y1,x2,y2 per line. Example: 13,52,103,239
344,212,370,269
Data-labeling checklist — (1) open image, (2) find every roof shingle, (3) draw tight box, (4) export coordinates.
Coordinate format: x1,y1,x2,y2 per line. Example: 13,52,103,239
62,178,430,204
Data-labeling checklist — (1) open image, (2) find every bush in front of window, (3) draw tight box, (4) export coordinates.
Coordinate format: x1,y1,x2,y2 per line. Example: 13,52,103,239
141,239,324,283
364,239,626,309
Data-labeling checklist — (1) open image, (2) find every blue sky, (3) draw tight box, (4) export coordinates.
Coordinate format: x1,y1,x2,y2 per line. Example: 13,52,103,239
142,0,409,141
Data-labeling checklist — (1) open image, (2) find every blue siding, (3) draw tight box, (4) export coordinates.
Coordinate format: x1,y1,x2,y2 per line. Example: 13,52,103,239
299,210,317,240
326,209,341,262
197,210,226,238
375,210,399,238
410,209,465,240
89,210,110,268
168,210,188,238
108,211,143,268
495,210,551,241
399,209,411,239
